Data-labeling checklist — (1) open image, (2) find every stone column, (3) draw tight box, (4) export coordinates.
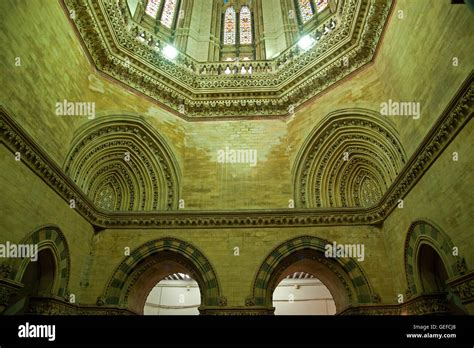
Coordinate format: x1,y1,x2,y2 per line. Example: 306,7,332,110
253,0,266,60
174,0,194,52
281,0,299,45
208,0,222,61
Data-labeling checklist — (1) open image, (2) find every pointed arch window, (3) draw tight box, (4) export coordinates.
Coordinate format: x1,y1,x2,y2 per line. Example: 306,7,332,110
145,0,161,18
296,0,330,25
239,6,252,45
145,0,180,29
315,0,329,13
298,0,314,23
161,0,178,28
223,6,236,45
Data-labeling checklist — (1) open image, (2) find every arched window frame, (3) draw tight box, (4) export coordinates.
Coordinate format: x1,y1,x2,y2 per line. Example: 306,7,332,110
220,2,256,61
239,5,253,45
315,0,329,13
160,0,179,29
223,6,237,45
295,0,329,26
297,0,314,24
145,0,162,18
144,0,181,31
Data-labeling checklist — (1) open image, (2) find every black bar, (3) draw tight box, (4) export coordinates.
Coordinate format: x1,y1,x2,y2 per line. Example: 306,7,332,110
0,315,473,347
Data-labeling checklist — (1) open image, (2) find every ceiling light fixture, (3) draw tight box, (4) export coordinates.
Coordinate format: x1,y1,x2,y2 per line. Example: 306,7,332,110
298,35,315,51
162,45,178,60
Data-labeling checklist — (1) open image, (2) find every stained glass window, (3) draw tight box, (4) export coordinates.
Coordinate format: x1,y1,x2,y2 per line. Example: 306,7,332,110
161,0,177,28
145,0,161,18
223,7,236,45
316,0,329,13
298,0,314,23
239,6,252,45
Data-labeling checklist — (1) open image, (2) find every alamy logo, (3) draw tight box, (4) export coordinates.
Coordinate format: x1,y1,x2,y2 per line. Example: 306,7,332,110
0,242,38,261
18,322,56,341
55,99,95,119
380,99,420,119
325,242,365,261
217,147,257,167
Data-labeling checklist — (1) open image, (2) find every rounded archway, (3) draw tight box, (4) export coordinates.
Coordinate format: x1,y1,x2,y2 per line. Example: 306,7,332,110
3,226,71,314
404,220,469,314
124,252,205,314
272,271,336,315
251,236,374,314
144,273,200,315
418,243,449,293
404,220,465,296
63,115,181,212
263,250,354,313
293,109,406,208
103,238,222,314
413,243,466,315
5,248,58,315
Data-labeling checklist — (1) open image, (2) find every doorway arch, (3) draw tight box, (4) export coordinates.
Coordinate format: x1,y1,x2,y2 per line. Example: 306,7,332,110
102,238,222,314
250,236,374,313
144,273,200,315
272,271,336,315
3,225,70,314
404,219,468,314
404,219,466,296
418,244,449,293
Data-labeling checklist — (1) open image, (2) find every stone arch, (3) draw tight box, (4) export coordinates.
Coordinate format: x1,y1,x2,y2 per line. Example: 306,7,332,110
404,219,466,296
5,225,70,299
63,115,181,211
293,108,406,208
102,237,222,314
250,236,374,313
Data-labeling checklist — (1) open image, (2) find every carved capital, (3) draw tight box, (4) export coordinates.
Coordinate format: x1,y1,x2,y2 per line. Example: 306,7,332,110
0,264,12,279
245,296,256,307
217,296,228,307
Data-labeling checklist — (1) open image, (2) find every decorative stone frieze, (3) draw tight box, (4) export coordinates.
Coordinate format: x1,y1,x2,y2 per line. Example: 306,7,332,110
61,0,393,118
0,72,471,227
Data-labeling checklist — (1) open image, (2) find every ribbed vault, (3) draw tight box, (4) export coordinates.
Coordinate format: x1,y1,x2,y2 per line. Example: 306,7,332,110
64,116,180,211
294,109,406,208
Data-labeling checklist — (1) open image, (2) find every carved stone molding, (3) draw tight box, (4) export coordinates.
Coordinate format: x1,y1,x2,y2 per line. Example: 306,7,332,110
0,278,23,313
404,219,468,296
24,296,135,315
245,296,256,307
293,110,406,208
0,72,471,228
403,293,451,316
371,293,381,304
454,257,468,275
102,238,222,309
199,306,274,315
0,264,12,279
217,296,228,307
63,116,181,211
96,296,106,306
22,294,459,315
251,236,374,309
60,0,393,119
341,293,453,315
447,271,474,304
